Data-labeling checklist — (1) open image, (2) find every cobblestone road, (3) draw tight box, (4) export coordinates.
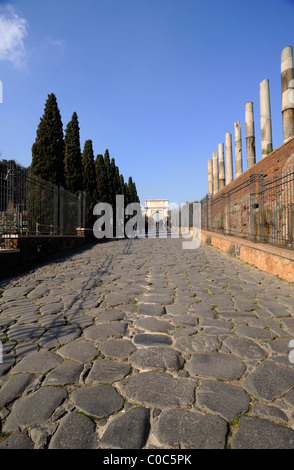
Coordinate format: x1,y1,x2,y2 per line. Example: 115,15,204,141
0,236,294,449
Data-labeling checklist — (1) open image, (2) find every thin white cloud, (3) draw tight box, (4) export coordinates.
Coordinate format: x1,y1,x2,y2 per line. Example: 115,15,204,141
0,4,28,68
50,38,66,49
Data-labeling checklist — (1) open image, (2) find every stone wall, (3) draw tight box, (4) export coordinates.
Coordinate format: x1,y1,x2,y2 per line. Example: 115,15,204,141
0,234,95,280
200,229,294,284
203,136,294,242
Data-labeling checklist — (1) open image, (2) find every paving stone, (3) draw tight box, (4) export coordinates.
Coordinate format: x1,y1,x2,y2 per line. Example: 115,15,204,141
189,306,218,319
267,337,293,354
65,313,94,329
0,432,34,449
0,305,39,319
97,339,136,360
257,301,291,318
15,342,39,357
102,293,136,307
49,412,97,449
39,303,63,315
0,373,35,407
50,325,81,345
95,309,126,322
223,336,268,360
173,327,198,339
7,324,46,342
129,347,184,371
196,380,251,421
86,359,131,384
138,294,174,305
43,361,83,385
252,401,288,424
171,314,198,327
186,353,246,380
284,389,294,408
137,304,165,316
133,333,172,346
235,326,276,341
70,384,124,418
0,317,15,328
231,416,294,449
153,408,227,449
37,296,62,306
174,334,221,353
115,304,138,314
57,340,98,363
84,322,128,342
165,305,188,315
12,351,63,374
38,314,67,328
243,360,294,401
134,317,174,332
29,421,58,448
119,371,197,408
100,407,150,449
3,386,67,432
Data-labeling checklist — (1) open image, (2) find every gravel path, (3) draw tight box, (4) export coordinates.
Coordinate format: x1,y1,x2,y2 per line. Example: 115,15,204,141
0,236,294,449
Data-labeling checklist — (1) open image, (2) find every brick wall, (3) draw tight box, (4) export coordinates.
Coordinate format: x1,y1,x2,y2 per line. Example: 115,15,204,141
202,136,294,247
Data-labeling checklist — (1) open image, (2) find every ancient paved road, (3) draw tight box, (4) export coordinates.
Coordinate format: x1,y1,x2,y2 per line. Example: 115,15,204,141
0,236,294,449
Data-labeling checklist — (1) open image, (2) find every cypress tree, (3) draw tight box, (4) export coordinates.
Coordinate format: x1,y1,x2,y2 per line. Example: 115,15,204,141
64,112,82,194
31,93,64,186
82,139,96,200
132,180,140,203
127,176,135,203
124,181,130,207
119,174,125,195
110,158,121,205
95,154,109,202
103,149,112,204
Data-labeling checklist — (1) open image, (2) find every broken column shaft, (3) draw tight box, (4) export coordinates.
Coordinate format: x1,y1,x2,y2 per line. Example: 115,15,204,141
260,79,273,157
225,132,233,184
281,45,294,142
212,151,219,195
245,101,256,168
218,143,225,189
234,121,243,178
208,158,213,195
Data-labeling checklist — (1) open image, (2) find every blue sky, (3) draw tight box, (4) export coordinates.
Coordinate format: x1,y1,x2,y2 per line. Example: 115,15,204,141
0,0,294,206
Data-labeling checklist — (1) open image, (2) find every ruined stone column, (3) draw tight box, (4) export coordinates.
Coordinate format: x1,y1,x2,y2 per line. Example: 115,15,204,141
218,143,225,189
245,101,256,168
260,79,273,157
234,121,243,178
281,45,294,142
225,132,233,184
208,158,213,195
212,151,219,195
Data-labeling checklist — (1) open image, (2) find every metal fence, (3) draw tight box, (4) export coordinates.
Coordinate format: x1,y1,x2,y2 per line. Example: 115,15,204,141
0,161,87,240
201,165,294,249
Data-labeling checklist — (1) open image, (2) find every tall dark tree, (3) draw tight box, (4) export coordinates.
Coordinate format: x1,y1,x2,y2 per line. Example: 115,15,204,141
127,176,135,203
82,139,96,199
119,174,125,195
110,158,121,205
31,93,64,186
124,181,130,207
64,112,82,194
132,180,140,203
95,154,109,202
103,149,112,203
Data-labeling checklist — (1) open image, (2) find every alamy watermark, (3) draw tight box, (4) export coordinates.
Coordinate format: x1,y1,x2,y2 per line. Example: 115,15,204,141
93,196,201,250
0,340,2,364
0,80,3,103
